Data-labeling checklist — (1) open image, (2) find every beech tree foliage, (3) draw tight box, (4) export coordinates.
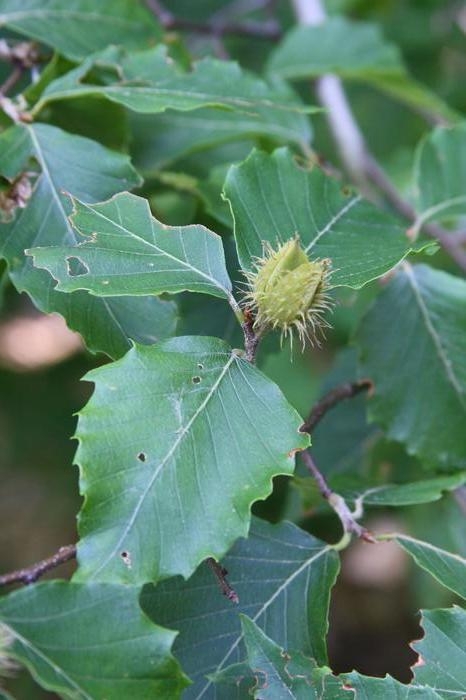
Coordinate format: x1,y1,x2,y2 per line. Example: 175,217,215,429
0,1,465,698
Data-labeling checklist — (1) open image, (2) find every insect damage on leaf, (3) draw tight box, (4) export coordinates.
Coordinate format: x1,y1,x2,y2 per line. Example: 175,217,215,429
242,237,333,349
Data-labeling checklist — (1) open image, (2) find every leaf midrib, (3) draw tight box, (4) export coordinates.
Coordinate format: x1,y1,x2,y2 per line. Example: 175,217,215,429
6,625,92,700
88,352,237,580
196,545,332,699
403,263,466,409
70,198,231,299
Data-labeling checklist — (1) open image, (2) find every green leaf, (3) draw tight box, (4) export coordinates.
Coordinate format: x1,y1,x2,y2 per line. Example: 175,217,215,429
0,691,15,700
0,581,189,699
343,671,442,698
237,616,350,700
0,123,177,358
267,17,456,122
75,337,309,584
395,535,466,600
129,96,311,175
140,517,339,698
28,191,233,301
0,0,161,61
356,263,466,470
348,473,466,507
412,607,466,698
223,148,423,288
413,123,466,234
32,46,317,123
295,474,466,516
207,661,258,695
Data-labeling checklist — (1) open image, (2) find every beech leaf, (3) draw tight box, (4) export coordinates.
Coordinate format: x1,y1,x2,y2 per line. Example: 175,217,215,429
140,517,339,698
224,148,424,288
0,582,189,699
75,337,309,584
28,192,233,301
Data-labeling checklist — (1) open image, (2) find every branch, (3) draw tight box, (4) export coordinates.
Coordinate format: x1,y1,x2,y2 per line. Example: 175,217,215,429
206,557,239,604
291,0,466,273
364,156,466,272
0,543,242,604
0,545,76,587
298,375,374,541
300,378,372,434
300,450,375,542
146,0,281,40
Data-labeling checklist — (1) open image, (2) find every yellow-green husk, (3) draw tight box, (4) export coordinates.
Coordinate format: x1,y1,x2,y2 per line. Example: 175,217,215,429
243,237,333,347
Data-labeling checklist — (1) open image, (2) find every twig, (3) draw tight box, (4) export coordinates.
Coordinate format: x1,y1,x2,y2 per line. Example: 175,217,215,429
0,64,23,97
0,545,76,587
145,0,173,26
0,40,40,97
300,379,372,434
292,0,466,273
146,0,281,40
242,308,261,363
300,450,375,542
207,557,239,604
364,156,466,271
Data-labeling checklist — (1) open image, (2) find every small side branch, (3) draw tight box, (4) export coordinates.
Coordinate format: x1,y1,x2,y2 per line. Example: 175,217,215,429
0,545,76,587
146,0,281,40
300,379,372,434
301,450,374,543
207,557,239,604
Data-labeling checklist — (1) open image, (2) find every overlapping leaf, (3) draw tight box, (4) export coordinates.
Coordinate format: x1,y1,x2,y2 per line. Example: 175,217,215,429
413,123,466,234
230,616,350,699
357,263,466,470
223,148,423,287
268,16,456,122
343,671,442,698
295,474,466,515
395,535,466,600
31,45,316,129
412,607,466,698
0,582,189,699
29,192,233,300
0,0,161,61
129,97,311,174
74,337,309,585
140,517,339,699
0,123,177,357
346,474,466,507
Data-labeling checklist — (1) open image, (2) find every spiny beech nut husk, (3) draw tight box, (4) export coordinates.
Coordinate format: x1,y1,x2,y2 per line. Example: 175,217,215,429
243,237,333,348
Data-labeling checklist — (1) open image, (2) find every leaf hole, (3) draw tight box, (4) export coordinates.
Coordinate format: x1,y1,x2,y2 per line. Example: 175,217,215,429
192,376,202,384
137,452,147,462
120,550,132,568
197,363,204,370
66,256,89,277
